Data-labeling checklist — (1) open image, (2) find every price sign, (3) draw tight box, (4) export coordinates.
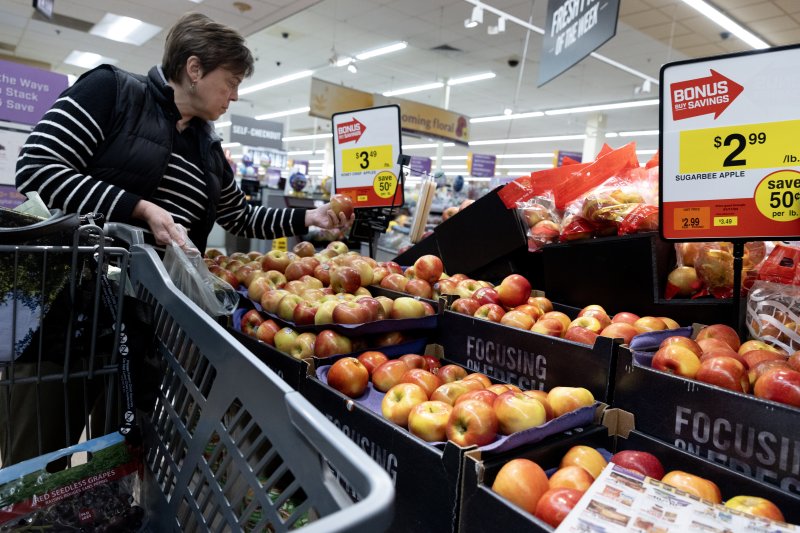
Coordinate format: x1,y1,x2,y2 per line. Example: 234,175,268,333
332,105,403,208
660,45,800,240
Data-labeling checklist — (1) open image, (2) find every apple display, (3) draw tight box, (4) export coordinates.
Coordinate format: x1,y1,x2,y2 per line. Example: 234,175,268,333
652,344,702,378
534,488,584,528
599,322,638,344
560,445,608,480
473,287,501,306
438,364,468,383
273,327,299,354
261,250,292,273
496,274,532,308
568,316,603,334
314,329,353,358
405,279,433,299
564,326,600,345
255,319,280,345
696,323,741,352
400,368,442,398
445,399,499,447
413,255,444,284
547,386,595,418
407,400,453,442
661,471,721,503
430,381,473,405
491,458,550,515
451,297,481,316
390,297,427,319
332,301,372,324
330,266,361,294
633,316,668,334
292,301,319,326
609,450,665,480
548,465,594,492
289,332,317,360
357,351,388,376
327,357,369,398
724,495,784,522
381,383,428,427
372,360,411,392
541,311,571,332
454,389,498,407
531,318,565,338
240,309,264,337
493,391,547,435
753,367,800,407
500,310,535,330
399,353,426,369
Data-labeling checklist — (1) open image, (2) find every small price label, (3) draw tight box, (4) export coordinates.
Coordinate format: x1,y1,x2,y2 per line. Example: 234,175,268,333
341,145,393,173
679,119,800,173
754,169,800,222
272,237,287,251
713,216,738,227
673,206,710,231
373,171,398,199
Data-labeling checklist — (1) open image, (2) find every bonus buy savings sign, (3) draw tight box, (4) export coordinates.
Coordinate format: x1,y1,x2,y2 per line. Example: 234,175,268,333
660,45,800,240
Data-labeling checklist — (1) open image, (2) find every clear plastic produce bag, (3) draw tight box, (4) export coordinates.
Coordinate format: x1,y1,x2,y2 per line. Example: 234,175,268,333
163,227,237,317
747,279,800,353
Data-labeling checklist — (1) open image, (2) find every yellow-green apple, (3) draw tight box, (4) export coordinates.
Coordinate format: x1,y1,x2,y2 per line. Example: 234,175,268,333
564,326,600,345
609,450,665,480
661,471,721,503
451,297,481,316
330,266,361,294
314,329,353,358
455,279,482,299
381,383,428,426
741,349,785,370
400,368,442,398
491,459,550,515
292,300,319,325
739,339,782,355
357,351,388,376
314,300,339,325
313,263,332,286
423,355,441,373
547,386,595,418
473,287,501,306
659,317,680,330
513,304,543,321
290,332,317,360
374,296,394,318
560,445,608,480
697,356,749,393
463,373,492,388
405,279,433,299
244,266,266,288
332,301,371,324
372,360,410,392
240,309,264,337
438,364,468,383
633,316,668,334
407,400,453,442
354,286,372,297
371,266,389,285
530,296,554,313
531,317,565,338
430,381,473,405
493,391,547,435
446,399,499,447
652,344,702,378
724,496,784,522
568,316,604,334
666,265,701,297
500,310,535,330
522,390,554,420
261,289,290,314
413,255,444,284
754,367,800,407
349,259,374,287
327,357,369,398
541,311,571,332
380,273,409,292
277,294,303,322
534,488,584,528
274,327,299,354
391,297,428,319
326,239,349,256
299,274,323,290
293,240,315,257
301,288,326,303
496,274,532,308
255,319,280,345
548,466,595,491
696,323,741,352
261,250,292,273
578,305,611,329
600,322,638,344
455,389,498,407
284,280,308,295
611,311,640,325
398,353,426,369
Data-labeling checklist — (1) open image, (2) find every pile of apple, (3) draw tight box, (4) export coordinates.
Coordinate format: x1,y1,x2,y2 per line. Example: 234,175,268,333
325,351,595,447
492,444,787,528
449,276,681,346
652,323,800,408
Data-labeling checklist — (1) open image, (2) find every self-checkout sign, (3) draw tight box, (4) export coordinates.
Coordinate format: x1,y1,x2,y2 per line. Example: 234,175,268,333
341,145,393,173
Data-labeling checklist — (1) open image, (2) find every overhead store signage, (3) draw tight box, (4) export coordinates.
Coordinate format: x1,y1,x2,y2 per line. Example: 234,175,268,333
538,0,620,86
0,59,67,125
468,153,496,177
408,156,431,177
309,78,470,145
332,105,403,208
229,115,283,150
660,44,800,241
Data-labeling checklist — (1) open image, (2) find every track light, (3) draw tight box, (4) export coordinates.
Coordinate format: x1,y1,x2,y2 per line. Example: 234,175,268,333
347,63,358,74
464,6,483,28
488,16,506,35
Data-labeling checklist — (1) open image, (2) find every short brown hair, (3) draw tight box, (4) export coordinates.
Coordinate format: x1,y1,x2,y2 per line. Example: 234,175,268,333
162,13,254,82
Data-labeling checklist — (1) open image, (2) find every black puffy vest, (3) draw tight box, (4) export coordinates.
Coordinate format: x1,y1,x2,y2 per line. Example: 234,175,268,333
83,65,224,252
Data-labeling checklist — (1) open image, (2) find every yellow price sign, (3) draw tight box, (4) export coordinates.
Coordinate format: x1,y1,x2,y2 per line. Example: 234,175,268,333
373,172,398,199
341,145,393,173
672,206,710,232
272,237,287,252
713,216,738,227
754,169,800,222
679,119,800,173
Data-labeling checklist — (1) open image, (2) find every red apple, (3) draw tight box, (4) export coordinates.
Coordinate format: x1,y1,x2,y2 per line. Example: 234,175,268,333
355,296,383,321
438,364,468,383
350,258,374,287
612,311,640,325
451,297,481,316
446,399,499,447
500,310,535,330
292,301,319,326
535,488,584,528
513,304,543,321
255,319,280,345
560,445,608,480
240,309,264,337
493,391,547,435
314,329,353,358
577,307,611,330
208,265,238,288
313,263,332,286
330,266,361,294
374,330,407,347
491,459,550,515
531,219,560,241
435,278,459,296
531,317,565,338
330,193,355,219
474,303,505,322
455,389,498,407
530,296,553,313
522,390,554,420
284,280,309,295
293,240,315,257
261,250,291,273
724,495,785,522
599,322,638,344
381,383,428,427
473,287,501,306
564,326,600,345
660,336,703,358
739,339,783,356
789,351,800,372
423,355,442,373
413,255,444,284
652,344,702,378
430,381,473,405
633,316,668,334
749,360,791,388
463,373,492,388
754,367,800,407
697,337,736,355
496,274,531,308
548,465,594,491
372,360,411,392
327,357,369,398
661,471,721,503
741,349,785,370
284,260,313,282
381,261,403,275
405,279,433,299
696,323,741,352
400,368,442,398
357,351,388,376
332,301,371,324
547,387,595,418
398,353,426,369
541,311,571,332
390,297,427,319
610,450,665,480
407,400,453,442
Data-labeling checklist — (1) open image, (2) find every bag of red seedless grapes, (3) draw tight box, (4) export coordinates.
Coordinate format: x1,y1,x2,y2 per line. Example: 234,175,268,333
0,432,145,531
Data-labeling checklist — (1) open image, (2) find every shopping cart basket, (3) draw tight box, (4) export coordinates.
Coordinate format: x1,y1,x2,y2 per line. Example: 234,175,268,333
108,224,394,532
0,211,128,467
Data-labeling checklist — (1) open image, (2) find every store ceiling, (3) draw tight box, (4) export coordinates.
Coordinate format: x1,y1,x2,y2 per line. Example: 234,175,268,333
2,0,799,170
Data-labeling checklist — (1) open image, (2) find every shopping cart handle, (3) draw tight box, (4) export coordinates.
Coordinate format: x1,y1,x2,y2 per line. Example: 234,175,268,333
104,223,145,247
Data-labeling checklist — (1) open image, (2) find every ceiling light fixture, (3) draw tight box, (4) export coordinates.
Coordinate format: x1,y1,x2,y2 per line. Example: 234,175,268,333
464,5,484,28
214,121,232,128
487,16,506,35
255,106,310,120
239,70,314,96
335,56,354,67
221,142,241,148
282,133,332,142
404,143,456,149
447,72,496,86
355,42,407,60
382,82,444,97
471,110,544,123
63,51,117,69
496,163,553,169
544,98,659,116
618,129,659,137
469,133,586,146
680,0,769,49
347,63,358,74
496,153,553,159
89,14,162,45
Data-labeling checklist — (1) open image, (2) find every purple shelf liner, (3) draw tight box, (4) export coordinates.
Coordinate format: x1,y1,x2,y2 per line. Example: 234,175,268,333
627,326,692,368
315,363,597,454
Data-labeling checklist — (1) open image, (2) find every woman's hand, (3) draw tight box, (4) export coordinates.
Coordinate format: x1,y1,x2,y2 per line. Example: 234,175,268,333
132,199,186,246
305,203,354,230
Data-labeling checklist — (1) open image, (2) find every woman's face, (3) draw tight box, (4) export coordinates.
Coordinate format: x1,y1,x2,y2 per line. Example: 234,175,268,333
193,67,242,121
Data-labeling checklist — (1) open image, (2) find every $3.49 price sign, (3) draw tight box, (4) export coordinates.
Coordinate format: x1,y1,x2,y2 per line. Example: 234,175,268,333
341,145,393,173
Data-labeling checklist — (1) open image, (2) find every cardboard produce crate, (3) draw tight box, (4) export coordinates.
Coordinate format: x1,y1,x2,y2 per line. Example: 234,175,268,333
613,345,800,499
437,310,619,403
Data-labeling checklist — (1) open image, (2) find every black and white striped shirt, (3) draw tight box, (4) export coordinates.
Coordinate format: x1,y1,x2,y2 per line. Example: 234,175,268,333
15,67,305,247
